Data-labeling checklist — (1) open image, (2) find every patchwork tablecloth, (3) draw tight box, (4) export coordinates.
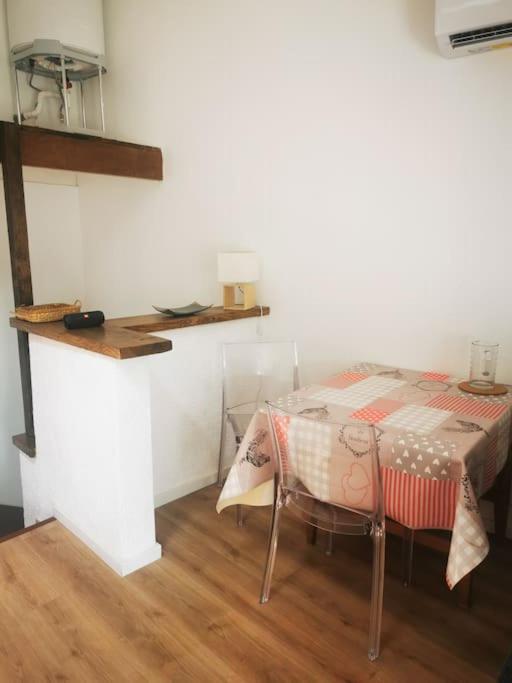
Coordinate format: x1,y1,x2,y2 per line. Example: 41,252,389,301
216,363,512,587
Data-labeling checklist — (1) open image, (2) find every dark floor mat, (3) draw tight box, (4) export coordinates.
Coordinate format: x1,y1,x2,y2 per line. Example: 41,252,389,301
499,651,512,682
0,505,24,538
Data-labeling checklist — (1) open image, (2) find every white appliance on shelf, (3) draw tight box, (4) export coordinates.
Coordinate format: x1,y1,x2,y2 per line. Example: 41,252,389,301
6,0,106,133
435,0,512,58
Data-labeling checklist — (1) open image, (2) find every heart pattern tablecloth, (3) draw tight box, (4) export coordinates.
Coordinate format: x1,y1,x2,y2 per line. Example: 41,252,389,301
217,363,512,587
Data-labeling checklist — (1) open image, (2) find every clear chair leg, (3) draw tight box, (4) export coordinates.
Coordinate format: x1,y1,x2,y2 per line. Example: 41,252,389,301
236,504,244,527
402,527,414,587
326,531,334,556
325,506,336,555
260,490,284,604
307,523,318,545
368,521,385,662
217,413,229,487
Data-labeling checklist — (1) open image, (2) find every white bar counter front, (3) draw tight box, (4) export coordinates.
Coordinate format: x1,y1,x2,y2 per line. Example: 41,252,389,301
12,306,269,576
26,335,161,575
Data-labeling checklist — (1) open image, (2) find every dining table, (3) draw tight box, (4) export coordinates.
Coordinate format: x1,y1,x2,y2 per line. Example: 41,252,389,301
216,362,512,589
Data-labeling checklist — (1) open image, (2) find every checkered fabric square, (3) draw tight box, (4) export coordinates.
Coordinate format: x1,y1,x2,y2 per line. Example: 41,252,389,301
482,434,498,492
446,506,489,589
221,466,242,500
273,414,291,473
309,376,406,410
322,371,368,389
427,394,508,420
349,362,379,374
350,407,389,423
422,371,450,381
380,404,452,435
274,393,305,410
287,417,331,500
341,372,368,383
496,410,511,472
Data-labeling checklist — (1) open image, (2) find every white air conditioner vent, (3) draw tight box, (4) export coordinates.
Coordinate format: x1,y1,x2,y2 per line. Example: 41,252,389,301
450,21,512,47
436,0,512,57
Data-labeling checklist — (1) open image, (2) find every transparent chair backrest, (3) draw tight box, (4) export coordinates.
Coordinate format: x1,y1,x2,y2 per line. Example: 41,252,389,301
267,402,384,522
222,341,299,412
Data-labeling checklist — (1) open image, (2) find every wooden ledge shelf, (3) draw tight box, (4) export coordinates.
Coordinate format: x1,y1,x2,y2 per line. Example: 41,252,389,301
12,432,36,458
111,305,270,333
10,317,173,360
9,306,270,360
0,123,163,181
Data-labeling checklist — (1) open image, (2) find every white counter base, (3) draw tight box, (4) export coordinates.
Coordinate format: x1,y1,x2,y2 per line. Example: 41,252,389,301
54,508,161,576
26,335,161,576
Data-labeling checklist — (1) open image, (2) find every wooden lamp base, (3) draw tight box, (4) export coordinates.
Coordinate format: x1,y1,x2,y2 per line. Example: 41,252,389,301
223,283,256,311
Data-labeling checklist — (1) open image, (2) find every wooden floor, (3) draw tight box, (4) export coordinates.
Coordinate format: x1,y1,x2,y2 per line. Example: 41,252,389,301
0,486,511,682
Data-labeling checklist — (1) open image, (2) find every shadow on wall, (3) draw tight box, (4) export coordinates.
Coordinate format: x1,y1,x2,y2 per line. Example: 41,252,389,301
406,0,438,56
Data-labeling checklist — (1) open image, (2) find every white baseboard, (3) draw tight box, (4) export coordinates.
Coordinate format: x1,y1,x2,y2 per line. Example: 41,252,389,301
54,508,162,576
153,471,218,508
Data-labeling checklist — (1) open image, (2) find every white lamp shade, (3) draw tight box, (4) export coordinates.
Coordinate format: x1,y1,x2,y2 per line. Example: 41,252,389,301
217,252,259,283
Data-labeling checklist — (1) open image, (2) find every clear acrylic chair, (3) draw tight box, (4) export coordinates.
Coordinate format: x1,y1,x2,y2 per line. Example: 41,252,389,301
217,341,299,494
260,403,386,661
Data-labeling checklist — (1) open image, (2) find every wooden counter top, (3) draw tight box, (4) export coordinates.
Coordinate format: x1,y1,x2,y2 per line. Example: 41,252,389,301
10,317,172,359
110,305,270,333
10,306,270,360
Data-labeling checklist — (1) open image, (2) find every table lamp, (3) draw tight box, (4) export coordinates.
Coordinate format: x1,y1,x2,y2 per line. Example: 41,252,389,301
218,251,259,311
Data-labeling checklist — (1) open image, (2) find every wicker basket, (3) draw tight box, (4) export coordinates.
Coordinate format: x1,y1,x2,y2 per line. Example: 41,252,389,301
14,300,81,323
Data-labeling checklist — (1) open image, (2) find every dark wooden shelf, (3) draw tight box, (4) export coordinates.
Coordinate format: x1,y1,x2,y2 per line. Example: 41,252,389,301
12,432,36,458
111,306,270,333
9,306,270,360
10,317,173,360
1,123,163,180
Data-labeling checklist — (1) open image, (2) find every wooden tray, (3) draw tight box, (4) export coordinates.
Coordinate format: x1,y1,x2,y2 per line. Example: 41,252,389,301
458,381,508,396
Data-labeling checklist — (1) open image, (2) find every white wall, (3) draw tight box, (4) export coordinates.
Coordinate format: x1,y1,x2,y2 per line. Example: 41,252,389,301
75,0,512,506
0,0,11,122
25,180,85,305
2,0,512,511
28,335,161,575
0,201,23,506
83,0,512,381
0,0,86,507
0,181,85,507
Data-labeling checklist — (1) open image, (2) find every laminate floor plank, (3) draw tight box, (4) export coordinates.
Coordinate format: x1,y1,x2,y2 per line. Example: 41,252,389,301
0,485,509,682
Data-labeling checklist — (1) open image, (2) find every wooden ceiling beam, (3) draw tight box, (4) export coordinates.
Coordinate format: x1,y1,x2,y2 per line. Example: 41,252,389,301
0,121,163,458
0,123,33,307
0,122,36,457
0,123,163,180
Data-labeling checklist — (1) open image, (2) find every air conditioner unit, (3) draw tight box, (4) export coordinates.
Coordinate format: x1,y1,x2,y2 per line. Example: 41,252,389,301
435,0,512,57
